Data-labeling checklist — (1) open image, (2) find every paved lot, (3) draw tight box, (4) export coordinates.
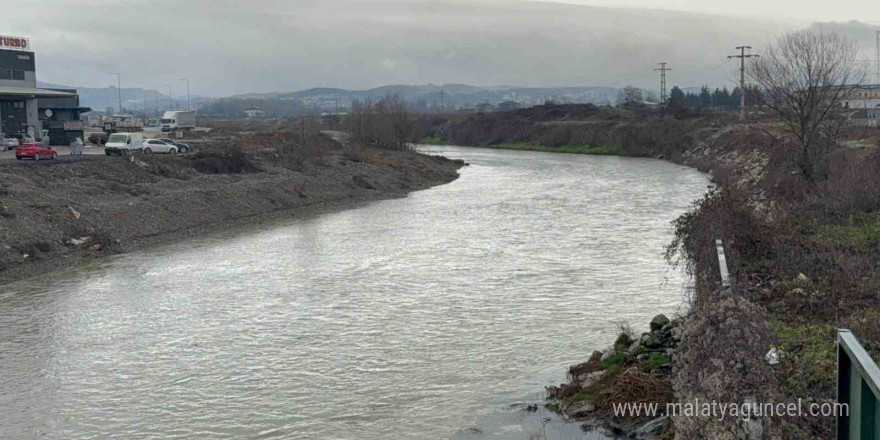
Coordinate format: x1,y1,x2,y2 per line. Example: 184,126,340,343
0,145,107,163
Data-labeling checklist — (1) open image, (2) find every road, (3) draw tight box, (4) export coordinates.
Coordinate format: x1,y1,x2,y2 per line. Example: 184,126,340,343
0,145,107,164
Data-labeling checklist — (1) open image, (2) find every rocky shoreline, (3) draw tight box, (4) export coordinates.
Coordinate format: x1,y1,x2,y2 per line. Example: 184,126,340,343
533,122,773,440
544,314,682,439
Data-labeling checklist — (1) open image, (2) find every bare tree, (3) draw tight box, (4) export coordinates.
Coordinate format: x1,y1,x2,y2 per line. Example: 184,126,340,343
616,85,643,107
346,94,417,151
746,30,865,181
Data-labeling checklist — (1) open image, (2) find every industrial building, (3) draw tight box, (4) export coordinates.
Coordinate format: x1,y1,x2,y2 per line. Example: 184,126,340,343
0,35,88,145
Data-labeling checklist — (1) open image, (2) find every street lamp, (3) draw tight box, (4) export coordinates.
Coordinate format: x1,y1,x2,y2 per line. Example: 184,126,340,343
179,79,190,110
108,72,121,114
163,84,172,111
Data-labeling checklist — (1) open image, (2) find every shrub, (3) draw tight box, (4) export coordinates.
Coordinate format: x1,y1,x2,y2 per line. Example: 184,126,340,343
191,146,259,174
647,352,669,368
601,353,628,370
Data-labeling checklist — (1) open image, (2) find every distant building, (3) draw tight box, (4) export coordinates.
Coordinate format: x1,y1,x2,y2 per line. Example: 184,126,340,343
0,35,85,144
475,103,495,113
244,108,266,119
38,89,91,145
868,105,880,127
843,85,880,110
498,101,520,112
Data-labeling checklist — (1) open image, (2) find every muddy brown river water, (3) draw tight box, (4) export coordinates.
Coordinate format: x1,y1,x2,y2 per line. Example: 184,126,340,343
0,146,708,440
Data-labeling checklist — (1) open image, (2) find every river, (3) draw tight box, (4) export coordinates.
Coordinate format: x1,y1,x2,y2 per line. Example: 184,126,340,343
0,146,708,440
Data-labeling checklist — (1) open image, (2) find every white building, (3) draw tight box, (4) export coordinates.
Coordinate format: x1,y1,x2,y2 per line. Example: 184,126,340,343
842,85,880,110
244,108,266,119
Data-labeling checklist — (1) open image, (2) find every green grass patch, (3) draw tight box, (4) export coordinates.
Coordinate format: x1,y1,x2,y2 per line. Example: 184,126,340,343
571,391,599,404
770,320,836,394
600,353,628,370
648,352,669,368
419,136,457,146
471,142,622,156
814,221,880,248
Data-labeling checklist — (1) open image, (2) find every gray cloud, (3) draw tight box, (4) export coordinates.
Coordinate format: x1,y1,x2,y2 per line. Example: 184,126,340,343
5,0,871,96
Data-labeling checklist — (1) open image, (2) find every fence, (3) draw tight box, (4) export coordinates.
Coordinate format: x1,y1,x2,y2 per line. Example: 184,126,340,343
837,329,880,439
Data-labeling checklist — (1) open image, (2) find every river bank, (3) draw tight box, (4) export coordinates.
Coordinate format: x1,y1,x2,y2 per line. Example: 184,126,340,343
0,144,709,440
0,129,464,284
418,105,880,439
420,137,622,156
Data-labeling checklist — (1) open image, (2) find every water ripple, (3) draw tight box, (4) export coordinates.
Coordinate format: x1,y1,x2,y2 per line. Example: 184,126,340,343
0,146,707,440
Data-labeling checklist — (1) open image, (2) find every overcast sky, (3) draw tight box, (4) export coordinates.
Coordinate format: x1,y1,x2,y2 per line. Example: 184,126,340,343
4,0,877,96
531,0,876,22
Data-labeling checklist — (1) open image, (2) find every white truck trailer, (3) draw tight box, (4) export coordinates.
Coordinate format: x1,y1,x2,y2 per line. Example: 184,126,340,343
160,111,196,132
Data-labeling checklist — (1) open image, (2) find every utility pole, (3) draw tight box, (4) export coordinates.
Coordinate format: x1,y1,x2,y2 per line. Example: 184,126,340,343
440,89,445,110
163,84,172,111
728,46,759,121
109,72,121,114
654,62,671,104
179,79,190,110
155,90,159,118
875,30,879,85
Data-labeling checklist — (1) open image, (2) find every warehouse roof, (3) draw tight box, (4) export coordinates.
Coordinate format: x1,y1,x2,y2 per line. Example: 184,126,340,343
0,86,76,97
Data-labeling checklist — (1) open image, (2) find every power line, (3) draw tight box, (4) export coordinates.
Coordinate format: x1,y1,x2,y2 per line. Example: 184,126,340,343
654,62,671,103
728,46,759,121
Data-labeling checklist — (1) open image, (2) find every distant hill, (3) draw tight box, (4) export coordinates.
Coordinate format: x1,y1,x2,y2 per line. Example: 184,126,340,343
229,83,621,111
37,80,645,117
37,81,200,115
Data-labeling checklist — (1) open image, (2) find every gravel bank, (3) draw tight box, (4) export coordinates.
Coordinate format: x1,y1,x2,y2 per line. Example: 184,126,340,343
0,142,464,284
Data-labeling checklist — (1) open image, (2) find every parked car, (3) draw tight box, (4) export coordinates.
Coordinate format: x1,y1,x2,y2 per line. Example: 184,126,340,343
159,138,189,153
88,132,108,146
142,139,178,154
2,137,19,150
14,134,36,144
15,143,57,161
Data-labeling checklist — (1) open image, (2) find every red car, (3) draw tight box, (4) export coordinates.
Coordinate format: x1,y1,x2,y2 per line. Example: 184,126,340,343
15,143,57,161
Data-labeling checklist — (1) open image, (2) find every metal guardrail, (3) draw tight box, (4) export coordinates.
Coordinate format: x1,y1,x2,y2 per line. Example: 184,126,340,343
837,329,880,439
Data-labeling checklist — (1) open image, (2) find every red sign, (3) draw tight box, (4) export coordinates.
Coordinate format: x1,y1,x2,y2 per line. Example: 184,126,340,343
0,35,30,51
64,121,84,131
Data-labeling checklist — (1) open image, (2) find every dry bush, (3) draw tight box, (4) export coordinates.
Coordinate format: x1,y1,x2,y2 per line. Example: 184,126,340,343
674,294,780,440
666,185,763,301
599,368,674,409
191,145,259,174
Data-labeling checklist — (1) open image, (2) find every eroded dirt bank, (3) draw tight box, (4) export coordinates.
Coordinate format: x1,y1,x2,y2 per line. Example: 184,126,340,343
0,132,463,284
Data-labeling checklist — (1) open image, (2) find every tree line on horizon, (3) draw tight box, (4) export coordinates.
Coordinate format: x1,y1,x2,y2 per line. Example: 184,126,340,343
616,83,761,114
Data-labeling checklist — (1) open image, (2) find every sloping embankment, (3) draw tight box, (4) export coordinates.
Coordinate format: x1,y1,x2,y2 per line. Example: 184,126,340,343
541,122,780,439
0,144,463,283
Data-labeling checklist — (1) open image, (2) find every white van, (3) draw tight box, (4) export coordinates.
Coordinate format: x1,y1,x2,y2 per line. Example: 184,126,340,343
104,132,144,156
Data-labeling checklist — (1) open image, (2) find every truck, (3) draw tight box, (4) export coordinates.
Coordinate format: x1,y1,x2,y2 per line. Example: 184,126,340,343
103,132,144,156
101,115,143,134
160,111,196,132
